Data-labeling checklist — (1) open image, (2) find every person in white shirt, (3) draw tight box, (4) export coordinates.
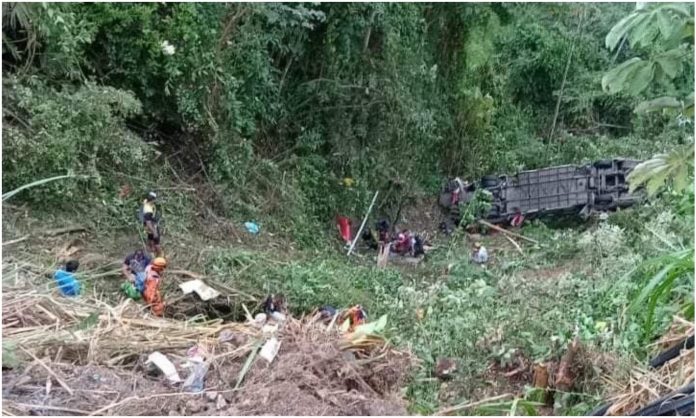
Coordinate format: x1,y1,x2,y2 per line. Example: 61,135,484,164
471,242,488,264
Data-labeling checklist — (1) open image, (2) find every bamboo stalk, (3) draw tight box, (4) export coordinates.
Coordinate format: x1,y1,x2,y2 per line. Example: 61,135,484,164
348,191,379,256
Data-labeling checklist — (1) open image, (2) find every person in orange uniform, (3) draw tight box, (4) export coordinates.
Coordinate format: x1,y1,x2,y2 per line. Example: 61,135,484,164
143,257,167,316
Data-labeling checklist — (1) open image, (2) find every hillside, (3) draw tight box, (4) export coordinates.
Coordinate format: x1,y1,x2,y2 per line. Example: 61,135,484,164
2,2,694,416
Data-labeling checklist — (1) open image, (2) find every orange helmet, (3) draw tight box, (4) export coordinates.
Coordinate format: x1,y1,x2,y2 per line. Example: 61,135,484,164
152,257,167,270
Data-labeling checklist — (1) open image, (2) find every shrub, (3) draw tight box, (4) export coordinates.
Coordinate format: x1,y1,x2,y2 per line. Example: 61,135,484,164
2,76,153,204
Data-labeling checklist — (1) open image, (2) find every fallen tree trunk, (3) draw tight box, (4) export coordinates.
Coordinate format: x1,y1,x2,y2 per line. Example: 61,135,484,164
44,226,87,237
477,219,539,245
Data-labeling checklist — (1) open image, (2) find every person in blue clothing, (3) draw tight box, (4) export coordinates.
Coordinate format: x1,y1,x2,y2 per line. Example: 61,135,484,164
121,249,151,292
53,260,81,296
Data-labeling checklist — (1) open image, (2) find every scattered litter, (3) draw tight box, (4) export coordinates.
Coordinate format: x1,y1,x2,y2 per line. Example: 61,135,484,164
178,279,220,301
216,394,228,410
435,357,457,379
219,330,234,343
244,222,260,234
269,311,286,322
186,344,208,362
259,337,281,363
254,313,267,325
146,351,182,384
262,324,278,335
182,361,208,393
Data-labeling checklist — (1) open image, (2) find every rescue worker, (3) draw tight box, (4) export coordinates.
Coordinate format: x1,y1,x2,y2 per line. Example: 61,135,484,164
142,192,162,257
120,249,151,298
471,242,488,264
143,257,167,316
53,260,81,296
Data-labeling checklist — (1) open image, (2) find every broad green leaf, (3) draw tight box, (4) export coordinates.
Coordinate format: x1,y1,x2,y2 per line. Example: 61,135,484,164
634,96,681,113
662,3,693,19
655,48,685,79
352,314,388,336
625,61,654,95
656,8,676,39
628,145,695,195
602,57,643,93
630,14,660,49
606,12,644,50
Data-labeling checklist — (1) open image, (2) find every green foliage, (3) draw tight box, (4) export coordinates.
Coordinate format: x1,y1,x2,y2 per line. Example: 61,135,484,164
603,3,694,115
459,189,493,227
2,341,20,369
2,76,153,204
628,248,694,338
628,144,694,196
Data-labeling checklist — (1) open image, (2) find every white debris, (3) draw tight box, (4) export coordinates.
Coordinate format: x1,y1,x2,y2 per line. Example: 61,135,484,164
259,337,281,363
146,351,182,383
179,279,220,301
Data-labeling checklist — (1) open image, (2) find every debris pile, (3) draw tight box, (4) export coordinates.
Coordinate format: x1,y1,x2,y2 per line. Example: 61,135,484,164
2,286,413,416
596,317,694,416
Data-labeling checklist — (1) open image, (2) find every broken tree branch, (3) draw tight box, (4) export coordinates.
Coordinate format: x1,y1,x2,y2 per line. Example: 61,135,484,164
503,234,524,255
2,236,29,246
19,348,73,396
477,220,539,245
434,393,514,416
44,226,87,237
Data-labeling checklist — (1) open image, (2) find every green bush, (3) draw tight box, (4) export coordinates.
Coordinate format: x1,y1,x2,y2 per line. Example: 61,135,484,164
2,77,153,204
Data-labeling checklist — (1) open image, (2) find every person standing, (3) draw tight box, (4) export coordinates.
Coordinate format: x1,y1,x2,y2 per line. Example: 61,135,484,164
141,192,162,256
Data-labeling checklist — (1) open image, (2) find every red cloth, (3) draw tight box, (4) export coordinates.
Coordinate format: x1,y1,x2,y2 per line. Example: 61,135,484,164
451,188,460,205
336,216,352,243
394,232,412,254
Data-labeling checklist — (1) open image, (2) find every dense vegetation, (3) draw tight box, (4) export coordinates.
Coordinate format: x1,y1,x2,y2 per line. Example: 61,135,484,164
2,2,694,415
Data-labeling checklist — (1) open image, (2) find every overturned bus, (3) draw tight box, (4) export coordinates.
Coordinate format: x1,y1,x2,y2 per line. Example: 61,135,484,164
440,158,643,225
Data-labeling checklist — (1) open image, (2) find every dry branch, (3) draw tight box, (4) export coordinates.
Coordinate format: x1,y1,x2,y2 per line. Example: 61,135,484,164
44,226,87,237
434,393,514,416
478,219,539,244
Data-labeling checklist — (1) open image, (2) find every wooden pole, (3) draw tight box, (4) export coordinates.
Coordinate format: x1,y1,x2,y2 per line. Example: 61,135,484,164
347,191,379,256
